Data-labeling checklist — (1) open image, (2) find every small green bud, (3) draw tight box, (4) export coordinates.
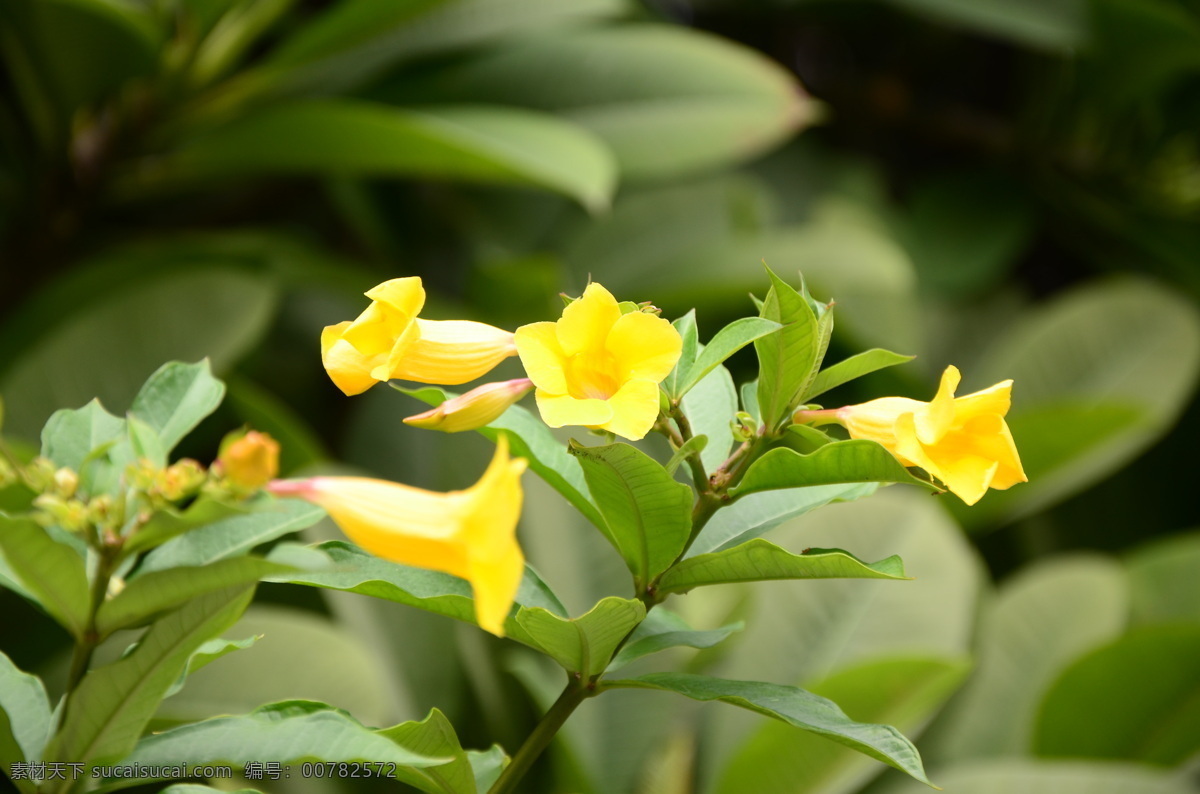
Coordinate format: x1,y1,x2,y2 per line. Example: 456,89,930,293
33,494,90,532
731,411,758,442
24,457,57,491
88,494,122,530
53,467,79,498
157,459,206,501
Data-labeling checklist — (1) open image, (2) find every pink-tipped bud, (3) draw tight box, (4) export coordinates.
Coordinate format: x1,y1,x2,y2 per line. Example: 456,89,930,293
403,378,533,433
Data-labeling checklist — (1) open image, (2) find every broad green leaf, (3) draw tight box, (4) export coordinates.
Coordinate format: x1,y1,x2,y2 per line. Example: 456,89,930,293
0,651,51,781
921,556,1128,763
717,656,969,794
153,605,394,728
1125,530,1200,625
605,672,933,786
135,498,325,574
877,759,1197,794
569,441,693,588
689,483,878,556
402,388,604,530
52,584,254,767
741,379,760,423
101,701,445,788
781,424,835,453
755,269,822,430
676,318,781,398
467,746,508,792
663,310,699,396
271,541,566,647
1033,624,1200,765
730,441,939,499
149,101,616,211
186,0,296,88
121,498,246,556
885,0,1087,51
681,363,737,474
380,25,807,179
97,557,293,636
163,635,259,699
39,399,125,473
967,278,1200,526
806,349,915,401
516,596,646,677
607,609,743,672
1,268,276,441
0,515,90,638
127,360,226,454
659,540,909,595
377,708,475,794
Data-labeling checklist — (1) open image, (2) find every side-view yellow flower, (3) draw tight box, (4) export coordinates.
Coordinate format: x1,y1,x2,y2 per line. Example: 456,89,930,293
404,378,533,433
321,277,517,396
268,437,527,636
514,283,682,441
819,365,1027,506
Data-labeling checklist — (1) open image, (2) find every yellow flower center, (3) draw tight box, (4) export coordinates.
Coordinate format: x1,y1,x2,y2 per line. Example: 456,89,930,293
565,350,621,400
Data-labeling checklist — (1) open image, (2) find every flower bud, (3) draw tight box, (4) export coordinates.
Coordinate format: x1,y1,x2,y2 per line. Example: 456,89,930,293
158,459,207,501
33,494,90,532
218,431,280,491
731,411,758,442
23,457,56,491
53,467,79,498
403,379,533,433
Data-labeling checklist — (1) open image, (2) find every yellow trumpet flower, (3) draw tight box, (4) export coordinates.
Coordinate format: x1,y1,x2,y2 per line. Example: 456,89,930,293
404,378,533,433
514,283,682,440
321,277,517,395
804,365,1027,505
268,438,527,636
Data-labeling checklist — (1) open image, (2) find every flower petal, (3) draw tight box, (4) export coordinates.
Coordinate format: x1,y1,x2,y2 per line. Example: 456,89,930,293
365,277,426,321
535,390,613,428
461,439,528,634
600,378,662,440
515,321,569,394
954,379,1013,421
321,322,382,396
389,319,516,385
607,311,683,384
915,365,960,445
557,283,621,356
936,455,998,506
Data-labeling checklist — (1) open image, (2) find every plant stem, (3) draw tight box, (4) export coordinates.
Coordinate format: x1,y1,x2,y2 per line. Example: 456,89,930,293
490,681,590,794
55,548,115,734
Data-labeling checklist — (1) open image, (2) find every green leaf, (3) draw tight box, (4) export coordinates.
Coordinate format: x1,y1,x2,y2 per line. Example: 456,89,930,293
689,483,878,556
0,650,51,784
401,388,604,530
806,349,915,401
272,541,566,647
885,0,1087,51
675,318,781,398
127,360,226,454
741,379,760,423
755,269,823,430
921,556,1128,763
381,25,807,179
516,596,646,677
568,441,693,588
39,399,125,473
663,310,699,397
467,746,508,792
730,441,939,499
1033,624,1200,765
163,635,259,699
716,656,969,794
376,708,475,794
135,498,325,574
607,609,743,672
97,557,293,637
121,497,247,556
0,514,90,638
1126,531,1200,625
659,540,910,595
878,759,1198,794
149,101,616,211
681,363,738,474
605,672,933,786
51,584,255,768
664,434,708,477
101,701,446,787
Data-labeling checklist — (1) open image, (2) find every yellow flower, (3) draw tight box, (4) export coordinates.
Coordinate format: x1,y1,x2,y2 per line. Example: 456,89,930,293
218,430,280,490
823,365,1027,505
404,378,533,433
514,283,681,440
268,438,527,636
321,277,517,396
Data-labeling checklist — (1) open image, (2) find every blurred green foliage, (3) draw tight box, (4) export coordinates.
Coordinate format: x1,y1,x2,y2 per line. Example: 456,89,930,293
3,0,1200,792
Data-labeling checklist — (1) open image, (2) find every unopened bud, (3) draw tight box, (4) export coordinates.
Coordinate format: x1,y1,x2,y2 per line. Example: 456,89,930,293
24,457,56,491
731,411,757,442
158,459,207,501
88,494,122,530
33,494,90,532
403,379,533,433
217,431,279,491
53,467,79,498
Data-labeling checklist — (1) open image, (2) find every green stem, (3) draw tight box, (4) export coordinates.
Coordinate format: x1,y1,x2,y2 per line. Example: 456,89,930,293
55,549,115,735
490,682,589,794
